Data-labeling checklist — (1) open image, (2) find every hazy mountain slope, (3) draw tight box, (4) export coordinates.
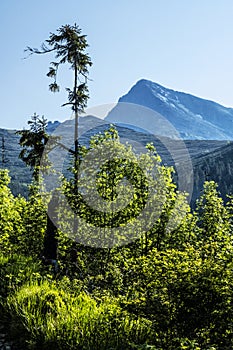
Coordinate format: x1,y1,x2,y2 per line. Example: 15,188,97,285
192,142,233,204
106,79,233,140
0,128,31,196
0,121,229,205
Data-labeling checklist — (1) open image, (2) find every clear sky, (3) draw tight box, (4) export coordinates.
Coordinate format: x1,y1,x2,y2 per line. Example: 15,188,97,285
1,0,233,129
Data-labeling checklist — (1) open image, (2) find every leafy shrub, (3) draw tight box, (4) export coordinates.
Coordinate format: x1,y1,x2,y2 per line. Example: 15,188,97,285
0,253,42,299
0,170,46,257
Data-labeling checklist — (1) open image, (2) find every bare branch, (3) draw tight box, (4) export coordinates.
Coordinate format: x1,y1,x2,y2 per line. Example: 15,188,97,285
56,142,75,154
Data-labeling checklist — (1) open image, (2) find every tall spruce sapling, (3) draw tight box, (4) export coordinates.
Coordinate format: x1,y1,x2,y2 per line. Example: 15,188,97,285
25,24,92,188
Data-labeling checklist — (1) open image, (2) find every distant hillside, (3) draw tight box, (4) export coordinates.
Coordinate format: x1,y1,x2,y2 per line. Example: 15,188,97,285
192,142,233,204
0,128,31,196
0,120,230,206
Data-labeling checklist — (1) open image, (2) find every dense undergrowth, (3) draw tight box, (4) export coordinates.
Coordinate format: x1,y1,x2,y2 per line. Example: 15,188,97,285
0,130,233,349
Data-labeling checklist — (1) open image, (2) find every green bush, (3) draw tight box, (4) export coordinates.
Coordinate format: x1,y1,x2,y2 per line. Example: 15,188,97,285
0,169,46,257
0,253,42,299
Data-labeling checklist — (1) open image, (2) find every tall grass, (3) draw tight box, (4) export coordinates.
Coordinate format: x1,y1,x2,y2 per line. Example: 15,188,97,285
7,280,153,350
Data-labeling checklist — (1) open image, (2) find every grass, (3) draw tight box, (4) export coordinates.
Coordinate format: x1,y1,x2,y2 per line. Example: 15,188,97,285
7,279,153,350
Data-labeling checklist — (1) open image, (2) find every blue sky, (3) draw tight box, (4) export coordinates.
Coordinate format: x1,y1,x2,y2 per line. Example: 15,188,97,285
1,0,233,129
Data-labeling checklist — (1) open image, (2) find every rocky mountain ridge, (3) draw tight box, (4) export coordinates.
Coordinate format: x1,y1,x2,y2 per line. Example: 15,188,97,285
106,79,233,140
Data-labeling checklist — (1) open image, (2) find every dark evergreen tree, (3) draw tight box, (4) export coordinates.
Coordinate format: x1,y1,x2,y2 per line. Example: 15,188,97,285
16,113,58,183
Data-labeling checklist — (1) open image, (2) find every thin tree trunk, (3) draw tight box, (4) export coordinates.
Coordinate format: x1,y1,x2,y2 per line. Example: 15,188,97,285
73,53,78,235
74,56,78,191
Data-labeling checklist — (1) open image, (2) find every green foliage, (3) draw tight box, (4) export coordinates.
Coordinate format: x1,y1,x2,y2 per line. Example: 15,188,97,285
62,127,171,248
0,169,25,253
121,245,233,349
20,187,47,256
0,253,42,300
1,128,233,348
0,169,47,258
196,181,230,240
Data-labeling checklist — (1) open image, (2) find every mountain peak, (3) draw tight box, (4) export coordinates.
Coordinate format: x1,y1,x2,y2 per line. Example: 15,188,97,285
107,79,233,140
